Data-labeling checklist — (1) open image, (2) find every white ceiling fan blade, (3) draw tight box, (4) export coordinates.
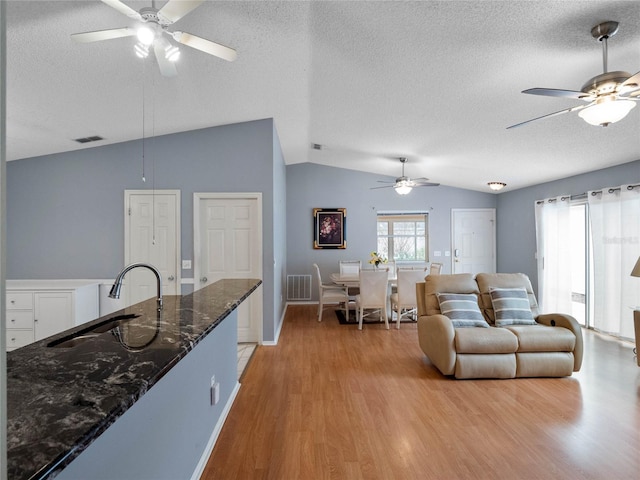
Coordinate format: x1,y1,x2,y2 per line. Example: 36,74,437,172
523,88,593,100
415,182,440,187
158,0,204,24
619,70,640,97
101,0,142,20
507,104,591,129
370,185,393,190
71,27,135,43
153,42,178,77
172,31,237,62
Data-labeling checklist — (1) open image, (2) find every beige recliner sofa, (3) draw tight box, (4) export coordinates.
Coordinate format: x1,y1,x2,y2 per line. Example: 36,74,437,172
416,273,583,379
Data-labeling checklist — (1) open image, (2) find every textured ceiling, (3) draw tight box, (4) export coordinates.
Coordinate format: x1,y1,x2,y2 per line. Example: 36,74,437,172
6,0,640,192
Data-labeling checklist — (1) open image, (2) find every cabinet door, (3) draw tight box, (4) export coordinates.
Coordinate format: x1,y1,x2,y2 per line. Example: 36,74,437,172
34,292,73,341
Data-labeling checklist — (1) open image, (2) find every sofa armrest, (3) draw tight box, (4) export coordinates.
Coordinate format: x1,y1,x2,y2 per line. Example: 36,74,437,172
536,313,583,371
416,282,427,317
417,314,456,375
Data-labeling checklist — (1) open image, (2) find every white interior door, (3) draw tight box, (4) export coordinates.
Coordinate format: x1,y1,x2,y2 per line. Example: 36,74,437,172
194,193,262,343
451,208,496,274
124,190,180,306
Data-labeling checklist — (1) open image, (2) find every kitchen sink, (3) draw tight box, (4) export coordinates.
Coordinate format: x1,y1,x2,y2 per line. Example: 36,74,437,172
48,333,102,348
88,314,140,333
47,313,141,348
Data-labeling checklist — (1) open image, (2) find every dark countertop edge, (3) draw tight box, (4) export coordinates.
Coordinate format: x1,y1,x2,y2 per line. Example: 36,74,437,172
23,278,262,480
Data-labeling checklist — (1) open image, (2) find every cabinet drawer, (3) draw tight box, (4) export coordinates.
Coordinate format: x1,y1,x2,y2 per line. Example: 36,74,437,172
7,311,34,329
6,329,34,349
7,292,34,310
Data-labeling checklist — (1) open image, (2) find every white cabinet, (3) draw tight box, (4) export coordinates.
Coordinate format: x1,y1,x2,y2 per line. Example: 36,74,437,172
34,292,74,341
6,293,35,350
6,281,100,351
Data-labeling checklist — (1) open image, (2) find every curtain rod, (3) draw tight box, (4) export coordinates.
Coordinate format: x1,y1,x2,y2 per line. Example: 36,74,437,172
536,183,640,204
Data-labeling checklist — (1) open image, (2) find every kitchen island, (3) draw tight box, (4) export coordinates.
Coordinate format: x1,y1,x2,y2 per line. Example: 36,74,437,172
7,278,262,480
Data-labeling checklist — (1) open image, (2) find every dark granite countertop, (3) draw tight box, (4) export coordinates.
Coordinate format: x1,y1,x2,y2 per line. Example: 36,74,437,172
6,278,262,480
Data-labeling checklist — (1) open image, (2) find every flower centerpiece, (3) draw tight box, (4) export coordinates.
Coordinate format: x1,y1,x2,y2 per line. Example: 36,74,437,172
369,251,388,269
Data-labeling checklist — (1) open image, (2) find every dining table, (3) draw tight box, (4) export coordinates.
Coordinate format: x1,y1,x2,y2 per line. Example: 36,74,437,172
330,269,397,287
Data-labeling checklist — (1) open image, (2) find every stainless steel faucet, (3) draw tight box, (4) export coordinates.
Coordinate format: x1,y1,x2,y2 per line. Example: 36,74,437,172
109,262,163,310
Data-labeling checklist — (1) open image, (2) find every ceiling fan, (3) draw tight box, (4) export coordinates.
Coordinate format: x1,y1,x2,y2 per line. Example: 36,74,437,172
507,21,640,129
71,0,237,77
371,157,439,195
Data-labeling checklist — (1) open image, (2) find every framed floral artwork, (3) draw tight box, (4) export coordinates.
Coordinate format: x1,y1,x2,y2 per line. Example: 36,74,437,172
313,208,346,249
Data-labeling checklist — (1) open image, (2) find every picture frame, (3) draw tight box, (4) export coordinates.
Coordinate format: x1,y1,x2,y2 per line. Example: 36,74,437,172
313,208,346,249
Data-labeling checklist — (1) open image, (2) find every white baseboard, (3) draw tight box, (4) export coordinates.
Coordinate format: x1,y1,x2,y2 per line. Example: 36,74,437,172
191,380,242,480
261,303,288,346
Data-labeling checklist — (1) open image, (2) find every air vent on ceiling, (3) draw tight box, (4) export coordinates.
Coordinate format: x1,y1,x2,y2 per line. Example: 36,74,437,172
74,135,104,144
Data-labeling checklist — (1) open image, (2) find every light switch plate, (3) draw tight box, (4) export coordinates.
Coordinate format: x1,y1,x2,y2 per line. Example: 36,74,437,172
434,251,442,257
182,260,192,269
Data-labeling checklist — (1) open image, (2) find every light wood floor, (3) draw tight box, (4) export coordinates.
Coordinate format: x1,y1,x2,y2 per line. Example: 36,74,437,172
202,304,640,480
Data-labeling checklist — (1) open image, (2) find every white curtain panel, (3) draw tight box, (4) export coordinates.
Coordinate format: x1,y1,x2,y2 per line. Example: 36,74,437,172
534,196,573,313
588,185,640,338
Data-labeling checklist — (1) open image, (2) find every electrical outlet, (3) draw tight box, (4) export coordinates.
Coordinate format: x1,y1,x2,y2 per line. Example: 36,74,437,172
213,382,220,405
182,260,192,270
210,375,217,405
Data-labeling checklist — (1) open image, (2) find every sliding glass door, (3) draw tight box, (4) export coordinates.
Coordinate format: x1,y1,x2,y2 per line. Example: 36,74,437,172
537,184,640,338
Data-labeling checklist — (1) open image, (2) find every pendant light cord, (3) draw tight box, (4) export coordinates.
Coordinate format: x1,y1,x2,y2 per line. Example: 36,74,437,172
151,63,156,245
141,58,146,182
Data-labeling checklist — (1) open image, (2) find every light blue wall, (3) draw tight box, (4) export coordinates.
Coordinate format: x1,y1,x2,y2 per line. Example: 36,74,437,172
286,162,497,300
7,118,285,343
9,112,638,337
497,158,640,291
271,123,287,338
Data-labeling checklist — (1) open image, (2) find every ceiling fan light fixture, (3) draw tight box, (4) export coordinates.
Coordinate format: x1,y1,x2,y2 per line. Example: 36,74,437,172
134,42,150,58
394,181,413,195
578,97,636,126
488,182,507,191
136,25,156,46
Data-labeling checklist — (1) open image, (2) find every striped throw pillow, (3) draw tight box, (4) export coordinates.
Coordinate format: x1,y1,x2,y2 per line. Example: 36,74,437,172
489,287,536,326
436,293,489,328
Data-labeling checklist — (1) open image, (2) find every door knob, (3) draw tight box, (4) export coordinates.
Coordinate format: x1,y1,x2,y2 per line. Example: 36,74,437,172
201,276,208,283
168,275,175,281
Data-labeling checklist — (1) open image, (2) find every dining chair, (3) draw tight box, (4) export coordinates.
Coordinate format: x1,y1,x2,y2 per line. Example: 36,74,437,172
386,260,397,278
313,263,349,322
396,262,427,271
340,260,362,298
390,268,425,329
355,269,389,330
339,260,361,277
429,262,443,275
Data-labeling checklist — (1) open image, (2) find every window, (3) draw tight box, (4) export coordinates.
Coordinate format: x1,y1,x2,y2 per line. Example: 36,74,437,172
377,213,428,262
